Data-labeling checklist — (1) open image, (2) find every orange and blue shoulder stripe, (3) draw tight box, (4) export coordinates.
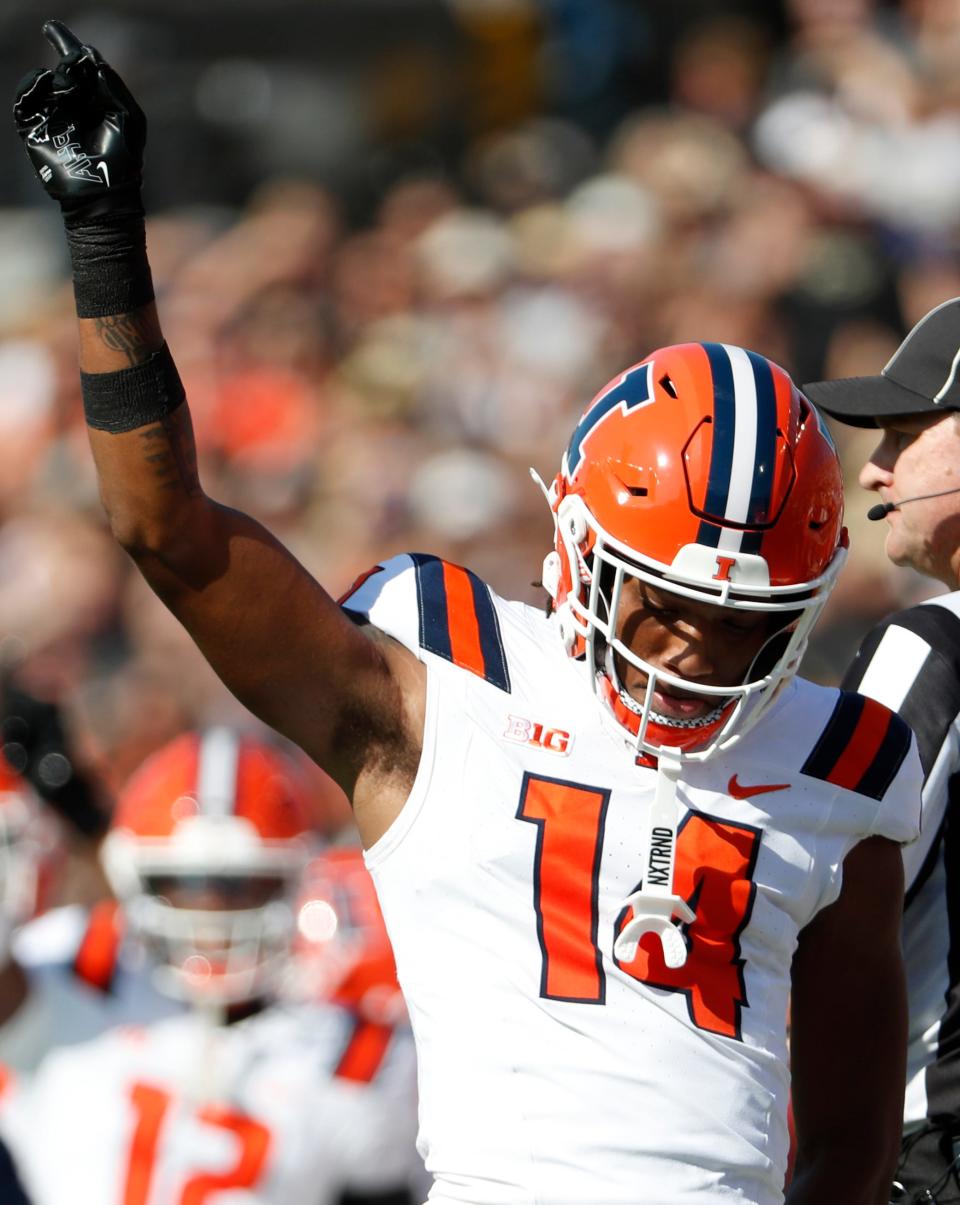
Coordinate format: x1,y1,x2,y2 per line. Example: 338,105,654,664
800,691,912,800
410,554,511,692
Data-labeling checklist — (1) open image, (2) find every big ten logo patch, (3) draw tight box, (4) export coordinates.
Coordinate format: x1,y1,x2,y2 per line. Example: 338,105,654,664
504,715,573,755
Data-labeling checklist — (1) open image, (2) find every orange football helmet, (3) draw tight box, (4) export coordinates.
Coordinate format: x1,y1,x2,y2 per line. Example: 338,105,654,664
540,342,846,760
0,752,61,952
287,846,403,1023
101,728,316,1006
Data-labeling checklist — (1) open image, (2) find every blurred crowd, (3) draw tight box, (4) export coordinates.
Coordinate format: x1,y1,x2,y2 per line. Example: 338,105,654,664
1,0,959,884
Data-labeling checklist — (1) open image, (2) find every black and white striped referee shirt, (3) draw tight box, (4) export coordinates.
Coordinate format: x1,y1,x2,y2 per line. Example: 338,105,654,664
842,593,960,1130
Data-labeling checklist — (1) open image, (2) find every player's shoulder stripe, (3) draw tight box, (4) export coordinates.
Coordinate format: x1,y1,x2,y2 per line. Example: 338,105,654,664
800,690,912,800
72,900,123,994
409,553,511,692
333,1015,394,1083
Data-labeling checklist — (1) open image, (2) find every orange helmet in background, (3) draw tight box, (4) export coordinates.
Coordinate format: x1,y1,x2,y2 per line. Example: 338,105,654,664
101,728,316,1006
540,342,846,760
287,845,403,1024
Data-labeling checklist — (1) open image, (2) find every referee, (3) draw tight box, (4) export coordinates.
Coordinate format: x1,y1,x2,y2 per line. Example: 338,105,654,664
806,298,960,1204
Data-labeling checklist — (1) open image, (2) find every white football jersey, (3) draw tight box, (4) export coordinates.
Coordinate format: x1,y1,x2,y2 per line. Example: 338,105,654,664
0,1001,419,1205
343,554,923,1205
0,903,180,1072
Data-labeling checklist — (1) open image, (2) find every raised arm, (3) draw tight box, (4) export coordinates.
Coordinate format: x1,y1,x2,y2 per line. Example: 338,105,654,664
12,22,424,840
787,835,907,1204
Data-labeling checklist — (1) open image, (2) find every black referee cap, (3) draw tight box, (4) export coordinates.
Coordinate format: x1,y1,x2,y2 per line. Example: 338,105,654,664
804,297,960,428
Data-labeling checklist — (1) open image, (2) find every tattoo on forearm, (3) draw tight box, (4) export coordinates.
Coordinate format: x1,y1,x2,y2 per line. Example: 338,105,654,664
138,427,177,490
94,312,154,366
137,410,201,494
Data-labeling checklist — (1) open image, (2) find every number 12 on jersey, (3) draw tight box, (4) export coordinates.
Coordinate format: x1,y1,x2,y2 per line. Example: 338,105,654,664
124,1082,271,1205
517,773,761,1040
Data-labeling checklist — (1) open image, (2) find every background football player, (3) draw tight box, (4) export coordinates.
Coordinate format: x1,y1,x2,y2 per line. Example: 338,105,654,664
0,727,420,1205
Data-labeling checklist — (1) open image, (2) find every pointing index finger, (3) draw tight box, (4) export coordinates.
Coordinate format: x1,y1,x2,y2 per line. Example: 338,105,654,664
42,19,85,60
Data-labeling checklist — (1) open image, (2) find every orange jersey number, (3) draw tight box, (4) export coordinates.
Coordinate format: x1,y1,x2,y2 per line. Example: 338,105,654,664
615,811,761,1039
124,1081,272,1205
518,775,761,1038
517,773,611,1003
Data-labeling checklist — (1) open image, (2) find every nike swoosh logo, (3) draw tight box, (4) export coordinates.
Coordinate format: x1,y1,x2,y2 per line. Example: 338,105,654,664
728,774,790,800
96,160,110,186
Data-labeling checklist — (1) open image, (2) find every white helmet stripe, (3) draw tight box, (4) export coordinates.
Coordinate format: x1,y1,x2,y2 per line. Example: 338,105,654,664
196,727,240,817
716,526,745,555
721,344,760,529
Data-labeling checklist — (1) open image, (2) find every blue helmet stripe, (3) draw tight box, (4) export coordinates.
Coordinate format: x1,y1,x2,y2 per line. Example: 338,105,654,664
696,343,781,553
737,349,778,554
697,342,736,546
745,350,778,526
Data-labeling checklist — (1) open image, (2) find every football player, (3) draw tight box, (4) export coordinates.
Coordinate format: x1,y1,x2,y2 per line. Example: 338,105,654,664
13,21,922,1205
0,729,420,1204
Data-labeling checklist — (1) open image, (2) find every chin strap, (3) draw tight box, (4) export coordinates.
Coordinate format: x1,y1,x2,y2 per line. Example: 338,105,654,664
614,754,695,970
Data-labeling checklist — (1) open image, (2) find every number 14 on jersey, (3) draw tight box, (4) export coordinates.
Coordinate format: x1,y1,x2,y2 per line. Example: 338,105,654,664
516,773,762,1040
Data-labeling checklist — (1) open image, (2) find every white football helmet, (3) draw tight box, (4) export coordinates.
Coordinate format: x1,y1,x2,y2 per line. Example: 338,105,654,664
101,728,315,1007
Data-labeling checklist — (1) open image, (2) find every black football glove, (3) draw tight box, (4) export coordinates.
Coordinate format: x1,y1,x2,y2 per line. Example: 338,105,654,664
1,672,109,839
13,19,146,211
